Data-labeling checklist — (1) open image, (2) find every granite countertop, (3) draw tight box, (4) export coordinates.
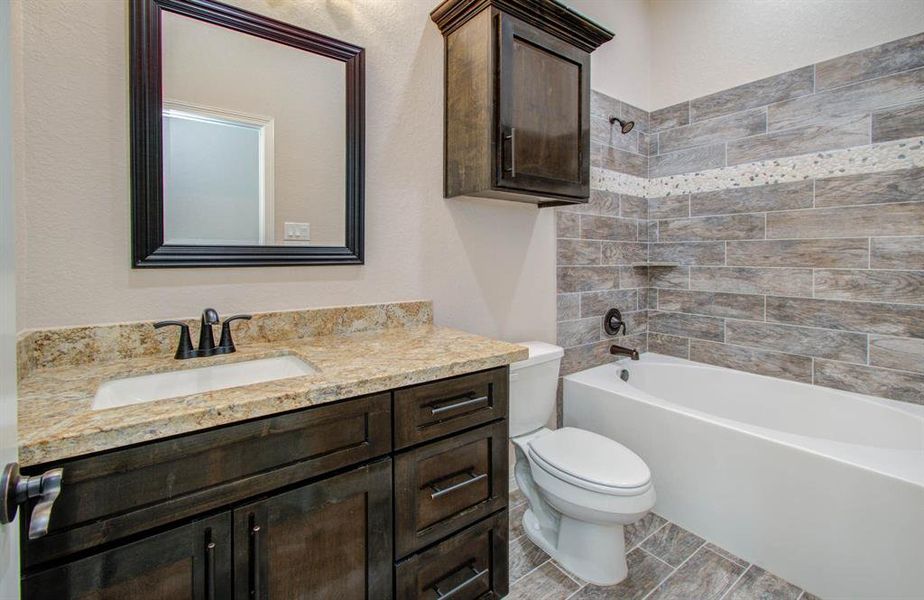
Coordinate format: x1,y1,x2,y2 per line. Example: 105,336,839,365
18,325,528,467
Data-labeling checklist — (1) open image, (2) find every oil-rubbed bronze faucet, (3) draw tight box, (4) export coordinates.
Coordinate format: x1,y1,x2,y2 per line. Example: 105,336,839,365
155,308,251,359
610,345,640,360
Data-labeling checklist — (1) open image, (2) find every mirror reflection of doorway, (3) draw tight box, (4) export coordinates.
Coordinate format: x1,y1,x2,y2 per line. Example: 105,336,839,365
162,101,275,245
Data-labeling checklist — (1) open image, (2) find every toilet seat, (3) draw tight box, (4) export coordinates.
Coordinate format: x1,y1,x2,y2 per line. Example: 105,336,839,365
527,427,651,496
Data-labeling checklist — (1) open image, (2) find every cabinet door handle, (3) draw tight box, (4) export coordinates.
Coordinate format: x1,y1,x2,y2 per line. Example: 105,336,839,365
433,565,489,599
504,127,516,177
430,395,488,416
250,522,262,600
205,540,216,600
430,471,487,499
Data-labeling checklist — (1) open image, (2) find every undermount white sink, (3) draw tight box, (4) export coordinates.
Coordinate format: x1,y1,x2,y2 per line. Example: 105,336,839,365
92,355,316,411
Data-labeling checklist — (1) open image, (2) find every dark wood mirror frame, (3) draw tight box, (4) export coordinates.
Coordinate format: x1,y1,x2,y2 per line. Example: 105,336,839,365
130,0,364,267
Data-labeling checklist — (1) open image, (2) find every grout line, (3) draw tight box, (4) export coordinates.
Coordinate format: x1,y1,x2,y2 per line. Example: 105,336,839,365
637,545,676,570
510,557,553,587
640,540,708,600
628,519,671,552
717,563,752,600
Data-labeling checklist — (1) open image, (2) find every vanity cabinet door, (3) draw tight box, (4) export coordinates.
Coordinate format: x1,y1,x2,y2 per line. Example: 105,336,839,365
495,14,590,200
22,513,232,600
233,459,393,600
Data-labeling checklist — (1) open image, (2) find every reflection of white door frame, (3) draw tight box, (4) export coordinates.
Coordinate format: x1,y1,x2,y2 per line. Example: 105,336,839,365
163,99,275,244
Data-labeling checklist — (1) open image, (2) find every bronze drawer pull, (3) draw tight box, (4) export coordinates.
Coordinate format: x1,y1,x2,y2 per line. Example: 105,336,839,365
205,540,216,600
250,522,262,600
433,564,489,599
504,127,517,177
430,395,488,416
430,471,487,499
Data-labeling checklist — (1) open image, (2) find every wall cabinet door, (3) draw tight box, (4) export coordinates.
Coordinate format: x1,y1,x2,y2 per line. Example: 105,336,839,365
495,14,590,200
233,459,393,600
22,513,232,600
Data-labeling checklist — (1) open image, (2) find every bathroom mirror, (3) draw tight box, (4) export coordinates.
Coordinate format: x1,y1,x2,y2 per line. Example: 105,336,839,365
130,0,364,267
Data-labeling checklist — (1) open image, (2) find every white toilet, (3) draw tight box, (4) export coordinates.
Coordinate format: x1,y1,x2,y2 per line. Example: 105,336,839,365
510,341,656,586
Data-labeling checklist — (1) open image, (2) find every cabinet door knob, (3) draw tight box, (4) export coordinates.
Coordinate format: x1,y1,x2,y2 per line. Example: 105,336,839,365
0,462,64,539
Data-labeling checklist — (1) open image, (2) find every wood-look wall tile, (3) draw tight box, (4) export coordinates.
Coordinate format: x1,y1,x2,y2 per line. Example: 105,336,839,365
870,236,924,270
561,335,646,376
659,108,766,154
622,309,649,335
649,312,724,342
691,267,814,297
814,360,924,405
647,547,745,600
620,195,649,219
658,290,765,320
648,333,690,358
602,242,648,265
581,214,639,241
558,267,620,293
638,132,656,156
591,89,621,120
727,117,870,166
815,166,924,208
621,101,650,134
815,269,924,304
581,289,639,317
557,293,580,321
725,565,802,600
557,211,580,238
650,266,690,289
619,266,650,289
558,239,601,266
592,115,641,153
815,32,924,91
563,189,621,216
690,341,813,384
767,68,924,132
639,287,653,310
659,214,765,242
649,242,726,266
872,100,924,142
651,101,690,132
690,181,814,216
690,66,814,122
726,239,869,268
649,195,690,219
558,317,602,348
649,143,725,178
869,335,924,375
592,142,649,178
766,296,924,338
767,202,924,239
724,320,868,363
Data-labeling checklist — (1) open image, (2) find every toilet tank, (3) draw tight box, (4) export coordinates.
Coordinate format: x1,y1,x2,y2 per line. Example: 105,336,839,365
509,342,564,437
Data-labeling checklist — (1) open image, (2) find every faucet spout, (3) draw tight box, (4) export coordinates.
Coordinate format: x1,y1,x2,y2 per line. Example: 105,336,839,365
610,344,639,360
197,308,220,356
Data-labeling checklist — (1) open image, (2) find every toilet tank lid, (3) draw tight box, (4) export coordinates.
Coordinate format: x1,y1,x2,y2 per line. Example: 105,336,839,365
511,341,564,371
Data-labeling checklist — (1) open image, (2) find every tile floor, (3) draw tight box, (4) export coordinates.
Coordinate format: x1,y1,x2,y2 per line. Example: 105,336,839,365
507,489,821,600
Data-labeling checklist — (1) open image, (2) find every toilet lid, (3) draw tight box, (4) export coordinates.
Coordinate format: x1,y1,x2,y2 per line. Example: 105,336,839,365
527,427,651,493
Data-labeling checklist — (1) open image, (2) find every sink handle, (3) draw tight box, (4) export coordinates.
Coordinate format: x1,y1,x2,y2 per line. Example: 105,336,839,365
154,320,196,360
0,463,64,539
216,315,252,355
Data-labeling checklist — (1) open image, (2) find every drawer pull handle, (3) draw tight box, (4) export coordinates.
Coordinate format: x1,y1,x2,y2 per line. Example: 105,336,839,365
430,395,488,416
433,565,489,599
430,471,487,499
205,540,216,600
250,522,262,600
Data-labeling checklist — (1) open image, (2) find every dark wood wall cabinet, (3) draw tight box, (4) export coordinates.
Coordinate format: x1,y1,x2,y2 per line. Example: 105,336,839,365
431,0,613,207
20,367,511,600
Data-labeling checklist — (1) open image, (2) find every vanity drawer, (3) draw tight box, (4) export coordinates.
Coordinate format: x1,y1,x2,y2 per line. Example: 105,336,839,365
394,421,508,557
396,510,509,600
22,393,391,567
394,367,508,449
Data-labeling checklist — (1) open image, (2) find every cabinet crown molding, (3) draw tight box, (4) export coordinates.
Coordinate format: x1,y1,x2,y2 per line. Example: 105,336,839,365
430,0,614,52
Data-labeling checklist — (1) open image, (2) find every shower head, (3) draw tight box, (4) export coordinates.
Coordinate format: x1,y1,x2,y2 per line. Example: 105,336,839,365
609,116,635,134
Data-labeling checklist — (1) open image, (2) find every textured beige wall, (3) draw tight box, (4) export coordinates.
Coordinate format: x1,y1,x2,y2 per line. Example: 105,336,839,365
13,0,556,344
649,0,924,110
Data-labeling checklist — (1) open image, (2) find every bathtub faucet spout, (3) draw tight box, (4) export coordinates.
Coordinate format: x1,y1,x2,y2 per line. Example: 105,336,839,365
610,345,639,360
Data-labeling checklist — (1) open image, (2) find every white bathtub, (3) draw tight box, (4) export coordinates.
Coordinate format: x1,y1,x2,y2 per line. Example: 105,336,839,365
563,353,924,600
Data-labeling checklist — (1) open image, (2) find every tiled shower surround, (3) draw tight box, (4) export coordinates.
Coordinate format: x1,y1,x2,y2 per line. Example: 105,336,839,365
557,32,924,412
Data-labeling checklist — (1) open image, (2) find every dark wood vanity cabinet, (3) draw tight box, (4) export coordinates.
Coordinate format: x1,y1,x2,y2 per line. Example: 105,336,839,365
20,367,510,600
431,0,612,206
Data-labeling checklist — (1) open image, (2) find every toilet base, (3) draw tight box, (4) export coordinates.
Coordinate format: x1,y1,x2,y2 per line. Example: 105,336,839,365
522,508,629,586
